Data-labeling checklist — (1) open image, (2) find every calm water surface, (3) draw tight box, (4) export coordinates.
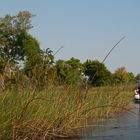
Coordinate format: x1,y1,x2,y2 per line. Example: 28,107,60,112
72,103,140,140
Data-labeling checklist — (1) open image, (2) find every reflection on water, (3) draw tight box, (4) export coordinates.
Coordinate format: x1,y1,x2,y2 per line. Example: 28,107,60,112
71,103,140,140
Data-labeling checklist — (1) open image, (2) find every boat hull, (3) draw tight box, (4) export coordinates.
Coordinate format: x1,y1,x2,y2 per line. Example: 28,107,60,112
134,94,140,103
134,94,140,100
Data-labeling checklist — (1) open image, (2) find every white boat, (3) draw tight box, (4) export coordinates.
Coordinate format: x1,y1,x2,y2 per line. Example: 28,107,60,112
134,80,140,102
134,90,140,102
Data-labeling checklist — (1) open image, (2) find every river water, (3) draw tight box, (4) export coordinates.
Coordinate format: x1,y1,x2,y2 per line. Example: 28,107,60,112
72,103,140,140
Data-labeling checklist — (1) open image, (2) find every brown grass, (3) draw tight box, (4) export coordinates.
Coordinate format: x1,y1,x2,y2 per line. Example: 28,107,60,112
0,85,134,139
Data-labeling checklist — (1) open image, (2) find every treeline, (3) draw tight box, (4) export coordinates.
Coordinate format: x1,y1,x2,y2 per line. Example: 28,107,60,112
0,11,139,90
55,58,137,86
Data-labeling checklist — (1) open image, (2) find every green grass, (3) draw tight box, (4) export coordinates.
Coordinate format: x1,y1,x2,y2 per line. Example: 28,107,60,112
0,85,134,139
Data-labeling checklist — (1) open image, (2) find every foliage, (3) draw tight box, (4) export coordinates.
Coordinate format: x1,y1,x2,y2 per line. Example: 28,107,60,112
41,48,54,65
40,48,56,86
0,11,137,89
128,72,136,83
0,11,33,62
113,67,133,84
23,32,42,76
136,73,140,81
83,60,112,86
0,11,57,88
55,57,83,85
24,46,56,88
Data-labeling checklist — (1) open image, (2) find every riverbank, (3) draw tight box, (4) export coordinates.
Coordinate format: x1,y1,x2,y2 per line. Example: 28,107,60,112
0,85,134,139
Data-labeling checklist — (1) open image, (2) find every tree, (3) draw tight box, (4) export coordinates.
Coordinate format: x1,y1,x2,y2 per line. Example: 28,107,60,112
136,73,140,81
113,67,130,84
83,60,112,86
23,35,56,87
0,11,33,62
55,58,83,85
128,72,136,83
0,11,50,88
66,57,82,70
40,48,56,86
41,48,54,66
23,32,42,77
66,57,83,84
83,60,111,86
0,11,58,88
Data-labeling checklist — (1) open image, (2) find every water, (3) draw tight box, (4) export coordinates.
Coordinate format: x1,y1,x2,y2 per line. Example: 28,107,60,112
72,103,140,140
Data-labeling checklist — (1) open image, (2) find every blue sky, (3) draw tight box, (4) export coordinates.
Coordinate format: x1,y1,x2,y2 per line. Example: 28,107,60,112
0,0,140,74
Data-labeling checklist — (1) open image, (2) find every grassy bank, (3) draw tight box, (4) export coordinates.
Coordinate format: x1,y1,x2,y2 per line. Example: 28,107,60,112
0,85,134,140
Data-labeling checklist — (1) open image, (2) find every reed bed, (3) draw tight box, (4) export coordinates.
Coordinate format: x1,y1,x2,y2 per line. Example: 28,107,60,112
0,85,134,140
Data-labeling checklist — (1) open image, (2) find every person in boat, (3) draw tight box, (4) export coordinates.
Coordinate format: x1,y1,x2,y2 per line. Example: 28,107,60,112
135,87,140,95
134,80,140,100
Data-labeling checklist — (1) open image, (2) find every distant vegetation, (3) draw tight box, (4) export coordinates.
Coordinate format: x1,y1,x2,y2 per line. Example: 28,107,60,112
0,11,138,90
0,11,137,139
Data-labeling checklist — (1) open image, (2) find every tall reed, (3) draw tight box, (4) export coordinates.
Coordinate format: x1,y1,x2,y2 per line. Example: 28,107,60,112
0,85,134,139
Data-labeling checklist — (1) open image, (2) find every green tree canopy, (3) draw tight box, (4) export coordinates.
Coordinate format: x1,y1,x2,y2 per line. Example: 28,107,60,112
136,73,140,81
23,32,42,76
55,57,83,85
83,60,112,86
0,11,33,62
128,72,136,83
